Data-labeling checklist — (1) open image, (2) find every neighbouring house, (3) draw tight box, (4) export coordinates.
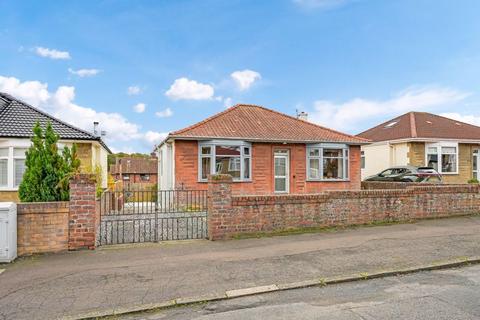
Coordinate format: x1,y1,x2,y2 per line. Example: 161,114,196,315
156,104,369,194
357,111,480,183
109,156,158,186
0,92,111,202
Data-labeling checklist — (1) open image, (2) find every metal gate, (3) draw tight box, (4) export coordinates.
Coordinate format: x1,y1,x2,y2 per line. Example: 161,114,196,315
98,189,208,245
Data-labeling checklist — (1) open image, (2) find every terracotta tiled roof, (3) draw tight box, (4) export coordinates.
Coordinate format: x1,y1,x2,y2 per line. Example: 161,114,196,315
110,157,157,175
357,111,480,142
170,104,369,144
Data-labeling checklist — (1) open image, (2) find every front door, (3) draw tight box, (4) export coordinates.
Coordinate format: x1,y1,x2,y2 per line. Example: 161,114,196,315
473,150,479,179
274,150,289,193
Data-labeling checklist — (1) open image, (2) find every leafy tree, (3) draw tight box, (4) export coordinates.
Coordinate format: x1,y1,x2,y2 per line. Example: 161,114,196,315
19,121,81,202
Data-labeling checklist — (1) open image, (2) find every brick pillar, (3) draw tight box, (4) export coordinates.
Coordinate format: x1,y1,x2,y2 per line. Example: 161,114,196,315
69,174,97,250
207,174,233,240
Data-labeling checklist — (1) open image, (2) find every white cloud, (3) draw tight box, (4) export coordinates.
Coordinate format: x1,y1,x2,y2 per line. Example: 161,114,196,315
230,70,261,91
309,86,469,132
35,46,71,60
144,131,168,145
0,75,162,150
68,68,101,77
165,77,214,100
127,85,142,95
155,108,173,118
133,103,146,113
293,0,348,9
223,97,233,108
0,76,50,106
440,113,480,126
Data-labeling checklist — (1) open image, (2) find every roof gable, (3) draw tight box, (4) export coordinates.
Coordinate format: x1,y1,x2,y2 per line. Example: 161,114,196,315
170,104,368,144
357,111,480,142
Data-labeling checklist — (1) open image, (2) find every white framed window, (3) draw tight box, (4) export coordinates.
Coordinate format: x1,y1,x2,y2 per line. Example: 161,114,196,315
360,150,365,169
426,142,458,174
307,144,349,181
0,146,28,190
0,148,8,188
198,141,252,182
13,148,27,187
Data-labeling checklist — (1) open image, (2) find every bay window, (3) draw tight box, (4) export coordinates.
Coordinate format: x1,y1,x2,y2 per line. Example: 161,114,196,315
0,146,27,189
199,141,251,182
307,144,349,181
426,142,458,174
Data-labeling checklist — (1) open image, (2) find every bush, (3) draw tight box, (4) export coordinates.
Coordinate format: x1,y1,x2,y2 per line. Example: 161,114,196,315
468,178,479,184
19,121,81,202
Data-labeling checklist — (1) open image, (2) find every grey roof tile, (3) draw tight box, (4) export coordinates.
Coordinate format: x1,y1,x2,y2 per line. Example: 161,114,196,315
0,92,111,152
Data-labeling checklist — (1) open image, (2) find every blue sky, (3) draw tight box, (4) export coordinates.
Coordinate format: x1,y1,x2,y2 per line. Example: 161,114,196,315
1,0,480,153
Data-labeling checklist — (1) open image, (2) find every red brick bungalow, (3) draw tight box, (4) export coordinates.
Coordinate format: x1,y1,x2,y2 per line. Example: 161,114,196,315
156,104,369,194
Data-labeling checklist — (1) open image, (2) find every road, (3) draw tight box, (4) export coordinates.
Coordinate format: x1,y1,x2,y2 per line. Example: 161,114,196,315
123,264,480,320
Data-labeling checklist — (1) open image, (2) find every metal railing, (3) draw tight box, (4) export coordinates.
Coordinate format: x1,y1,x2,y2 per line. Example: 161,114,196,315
99,190,208,245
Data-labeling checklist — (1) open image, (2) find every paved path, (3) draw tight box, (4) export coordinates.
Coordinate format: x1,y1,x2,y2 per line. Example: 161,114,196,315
0,215,479,320
133,264,480,319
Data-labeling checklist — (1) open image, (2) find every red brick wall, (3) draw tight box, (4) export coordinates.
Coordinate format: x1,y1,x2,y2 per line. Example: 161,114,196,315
69,174,97,250
174,140,361,194
208,176,480,240
17,202,69,256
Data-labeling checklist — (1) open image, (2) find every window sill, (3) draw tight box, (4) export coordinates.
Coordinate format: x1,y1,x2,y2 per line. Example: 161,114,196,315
306,179,350,182
198,179,253,183
0,188,19,192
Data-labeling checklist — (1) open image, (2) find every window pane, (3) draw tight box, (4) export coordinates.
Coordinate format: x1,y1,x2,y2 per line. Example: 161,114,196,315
13,148,27,157
243,158,250,179
274,157,286,176
244,147,250,156
441,147,456,154
345,158,349,179
0,148,8,157
228,158,241,171
427,147,437,154
216,156,240,179
14,159,26,187
474,154,478,171
216,145,240,156
360,151,365,169
0,159,7,187
201,157,211,180
309,149,319,157
323,149,342,157
427,154,438,171
442,154,456,172
274,178,286,192
201,146,211,155
323,158,343,179
309,158,320,179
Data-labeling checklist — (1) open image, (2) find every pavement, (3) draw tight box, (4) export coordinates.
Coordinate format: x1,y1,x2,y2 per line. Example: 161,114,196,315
128,264,480,319
0,215,479,320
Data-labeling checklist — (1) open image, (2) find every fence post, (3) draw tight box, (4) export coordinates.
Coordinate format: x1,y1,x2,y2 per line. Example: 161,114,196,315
207,174,233,240
69,174,97,250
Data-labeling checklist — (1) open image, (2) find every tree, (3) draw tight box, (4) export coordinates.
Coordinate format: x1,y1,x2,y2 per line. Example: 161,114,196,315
19,121,81,202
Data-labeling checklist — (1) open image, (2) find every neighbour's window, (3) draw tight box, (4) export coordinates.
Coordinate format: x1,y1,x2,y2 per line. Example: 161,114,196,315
426,143,457,174
361,151,365,169
0,148,8,188
307,145,349,180
0,147,27,189
140,174,150,181
198,142,251,182
13,148,27,187
123,174,130,180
